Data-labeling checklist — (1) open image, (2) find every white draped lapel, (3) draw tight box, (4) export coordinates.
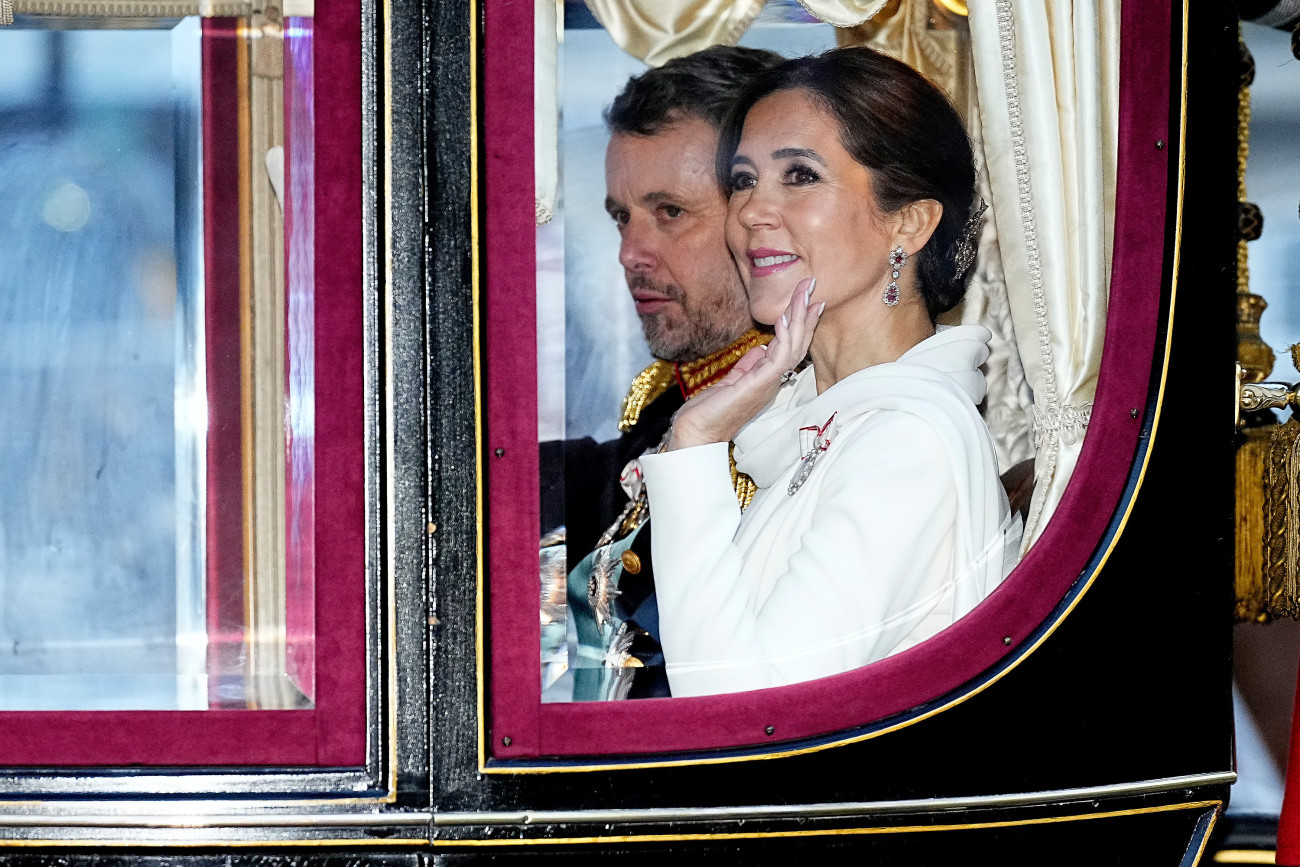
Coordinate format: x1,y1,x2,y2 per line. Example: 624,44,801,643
732,325,1012,613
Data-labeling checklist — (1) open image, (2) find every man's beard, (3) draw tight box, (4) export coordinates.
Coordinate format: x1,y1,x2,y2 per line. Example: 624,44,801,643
631,275,750,364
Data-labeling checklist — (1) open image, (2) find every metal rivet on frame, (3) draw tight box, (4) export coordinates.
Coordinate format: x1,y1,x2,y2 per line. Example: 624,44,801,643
1130,408,1139,418
502,736,512,746
765,725,775,736
494,448,505,457
1003,636,1013,646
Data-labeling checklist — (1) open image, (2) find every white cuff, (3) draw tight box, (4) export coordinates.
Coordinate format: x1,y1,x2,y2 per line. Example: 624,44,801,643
639,441,736,520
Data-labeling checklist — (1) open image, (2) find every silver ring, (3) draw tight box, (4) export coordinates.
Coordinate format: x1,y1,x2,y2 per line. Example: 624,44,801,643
779,368,797,384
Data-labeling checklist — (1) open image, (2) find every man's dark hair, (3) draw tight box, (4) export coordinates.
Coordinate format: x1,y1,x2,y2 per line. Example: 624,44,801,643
605,45,784,137
717,47,979,319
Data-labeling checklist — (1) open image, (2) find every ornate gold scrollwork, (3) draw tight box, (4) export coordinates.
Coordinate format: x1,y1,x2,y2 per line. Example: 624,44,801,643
1237,350,1300,622
1240,380,1297,417
1231,20,1297,624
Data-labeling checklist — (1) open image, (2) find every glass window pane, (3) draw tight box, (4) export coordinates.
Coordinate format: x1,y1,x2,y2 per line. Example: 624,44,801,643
0,14,316,711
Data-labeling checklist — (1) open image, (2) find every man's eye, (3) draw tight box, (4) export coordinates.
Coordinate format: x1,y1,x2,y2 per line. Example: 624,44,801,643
661,205,684,219
610,211,629,227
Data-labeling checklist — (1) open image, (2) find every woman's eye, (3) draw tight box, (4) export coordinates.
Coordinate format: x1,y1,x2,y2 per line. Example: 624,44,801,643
729,172,756,192
786,165,821,185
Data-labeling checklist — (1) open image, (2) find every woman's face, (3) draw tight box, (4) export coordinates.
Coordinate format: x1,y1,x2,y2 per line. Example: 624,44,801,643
725,89,899,327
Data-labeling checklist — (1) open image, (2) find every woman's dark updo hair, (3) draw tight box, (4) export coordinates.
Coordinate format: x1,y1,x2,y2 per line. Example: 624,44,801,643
716,47,978,319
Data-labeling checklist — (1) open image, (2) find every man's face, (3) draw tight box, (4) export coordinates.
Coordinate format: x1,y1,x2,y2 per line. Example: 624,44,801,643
604,116,753,363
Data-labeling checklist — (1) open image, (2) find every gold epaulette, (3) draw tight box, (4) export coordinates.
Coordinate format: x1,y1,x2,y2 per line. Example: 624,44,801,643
677,329,771,397
618,361,676,433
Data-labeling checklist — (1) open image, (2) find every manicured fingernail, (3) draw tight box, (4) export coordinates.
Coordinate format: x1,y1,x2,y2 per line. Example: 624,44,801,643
818,302,826,315
806,278,816,304
781,313,789,328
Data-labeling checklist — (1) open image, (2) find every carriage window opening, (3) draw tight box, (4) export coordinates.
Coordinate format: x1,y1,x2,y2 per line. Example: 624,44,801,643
537,1,1031,704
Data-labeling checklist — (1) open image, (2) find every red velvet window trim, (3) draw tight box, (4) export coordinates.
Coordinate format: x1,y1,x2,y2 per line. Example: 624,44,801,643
0,0,365,767
485,0,1173,760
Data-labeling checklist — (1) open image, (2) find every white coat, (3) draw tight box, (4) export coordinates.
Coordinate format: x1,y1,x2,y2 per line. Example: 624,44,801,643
639,325,1022,697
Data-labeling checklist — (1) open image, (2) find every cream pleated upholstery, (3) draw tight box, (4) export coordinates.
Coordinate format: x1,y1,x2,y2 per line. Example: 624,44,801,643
969,0,1119,549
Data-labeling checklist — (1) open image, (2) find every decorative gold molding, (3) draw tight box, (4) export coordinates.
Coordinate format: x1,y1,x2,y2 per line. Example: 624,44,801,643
1263,418,1300,618
240,15,296,708
1238,293,1275,386
1238,423,1273,621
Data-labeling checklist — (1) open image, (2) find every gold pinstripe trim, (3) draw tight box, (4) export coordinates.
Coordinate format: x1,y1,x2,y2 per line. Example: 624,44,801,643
1213,851,1278,864
1190,808,1221,866
0,839,428,848
471,0,487,773
434,800,1221,846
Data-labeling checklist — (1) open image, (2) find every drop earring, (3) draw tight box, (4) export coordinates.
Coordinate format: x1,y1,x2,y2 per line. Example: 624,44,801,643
883,246,907,307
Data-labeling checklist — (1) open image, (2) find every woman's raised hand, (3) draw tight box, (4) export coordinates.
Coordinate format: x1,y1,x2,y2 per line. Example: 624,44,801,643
667,278,824,451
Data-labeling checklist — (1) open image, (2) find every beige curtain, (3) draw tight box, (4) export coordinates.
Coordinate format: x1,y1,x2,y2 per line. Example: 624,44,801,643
969,0,1119,549
951,93,1035,474
583,0,766,67
583,0,888,65
839,0,1034,474
536,0,558,225
798,0,888,27
835,0,969,115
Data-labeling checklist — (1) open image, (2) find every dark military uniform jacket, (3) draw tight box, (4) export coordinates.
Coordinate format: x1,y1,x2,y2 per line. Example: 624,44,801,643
540,331,767,700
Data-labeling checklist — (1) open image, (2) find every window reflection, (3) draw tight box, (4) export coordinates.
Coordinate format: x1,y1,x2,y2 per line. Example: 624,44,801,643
0,21,203,709
0,14,315,710
538,5,839,703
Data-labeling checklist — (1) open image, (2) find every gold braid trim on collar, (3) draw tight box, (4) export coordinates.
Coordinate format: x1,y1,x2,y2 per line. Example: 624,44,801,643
677,329,771,397
617,329,771,433
615,329,769,511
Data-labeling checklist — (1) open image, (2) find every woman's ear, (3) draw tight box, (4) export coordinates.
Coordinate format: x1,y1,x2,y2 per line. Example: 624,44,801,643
894,199,943,254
